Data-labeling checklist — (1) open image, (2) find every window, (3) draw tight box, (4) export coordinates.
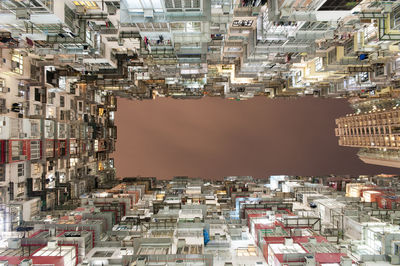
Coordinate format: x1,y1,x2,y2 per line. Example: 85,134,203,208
59,159,65,169
390,127,400,135
12,53,23,75
315,57,323,71
46,141,54,158
33,178,41,191
17,182,25,197
11,141,23,161
170,22,185,31
58,123,67,139
60,96,65,107
126,0,165,12
32,163,41,176
70,140,78,155
0,165,5,182
45,122,54,138
17,163,24,177
186,22,201,32
59,141,67,156
31,122,40,138
70,157,79,167
30,141,41,160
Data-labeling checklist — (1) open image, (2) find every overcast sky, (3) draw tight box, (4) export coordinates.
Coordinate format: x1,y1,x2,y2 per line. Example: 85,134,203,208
113,96,398,179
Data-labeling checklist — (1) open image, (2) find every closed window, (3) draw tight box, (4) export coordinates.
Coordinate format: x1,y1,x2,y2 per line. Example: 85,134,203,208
46,141,54,157
17,163,24,177
0,165,5,182
11,141,23,161
17,182,25,197
12,53,23,75
30,141,41,160
60,96,65,107
31,122,40,138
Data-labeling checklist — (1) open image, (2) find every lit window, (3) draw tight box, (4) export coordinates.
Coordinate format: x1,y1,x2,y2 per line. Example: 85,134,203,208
17,182,25,197
11,53,23,75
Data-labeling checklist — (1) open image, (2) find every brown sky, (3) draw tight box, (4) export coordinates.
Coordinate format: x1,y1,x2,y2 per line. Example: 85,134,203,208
113,96,399,179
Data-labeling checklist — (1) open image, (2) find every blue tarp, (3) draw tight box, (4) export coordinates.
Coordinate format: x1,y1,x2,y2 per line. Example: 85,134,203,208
203,229,210,245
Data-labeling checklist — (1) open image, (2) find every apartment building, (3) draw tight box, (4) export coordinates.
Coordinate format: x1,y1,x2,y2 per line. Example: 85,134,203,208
335,99,400,168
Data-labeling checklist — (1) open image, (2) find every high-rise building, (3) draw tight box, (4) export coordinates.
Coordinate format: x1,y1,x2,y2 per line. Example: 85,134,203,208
335,102,400,167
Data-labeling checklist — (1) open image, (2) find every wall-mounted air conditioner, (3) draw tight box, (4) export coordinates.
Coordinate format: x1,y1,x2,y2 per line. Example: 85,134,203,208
144,9,154,18
16,9,30,20
19,259,32,266
8,239,21,249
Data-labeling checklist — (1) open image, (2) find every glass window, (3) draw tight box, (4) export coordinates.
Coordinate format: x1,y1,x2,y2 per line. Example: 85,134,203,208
60,96,65,107
31,121,40,138
17,182,25,197
392,126,400,134
186,22,201,32
12,53,23,75
30,141,41,160
70,140,78,155
17,163,24,177
0,165,5,182
11,141,23,161
170,22,185,32
46,141,54,158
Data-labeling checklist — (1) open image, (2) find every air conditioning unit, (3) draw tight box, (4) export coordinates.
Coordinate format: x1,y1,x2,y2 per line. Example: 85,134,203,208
222,5,230,14
340,256,352,266
49,227,56,237
19,259,32,266
8,239,21,249
16,9,31,20
175,260,184,266
144,9,153,18
305,255,316,266
47,240,58,249
280,9,290,20
19,155,27,161
136,257,146,266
